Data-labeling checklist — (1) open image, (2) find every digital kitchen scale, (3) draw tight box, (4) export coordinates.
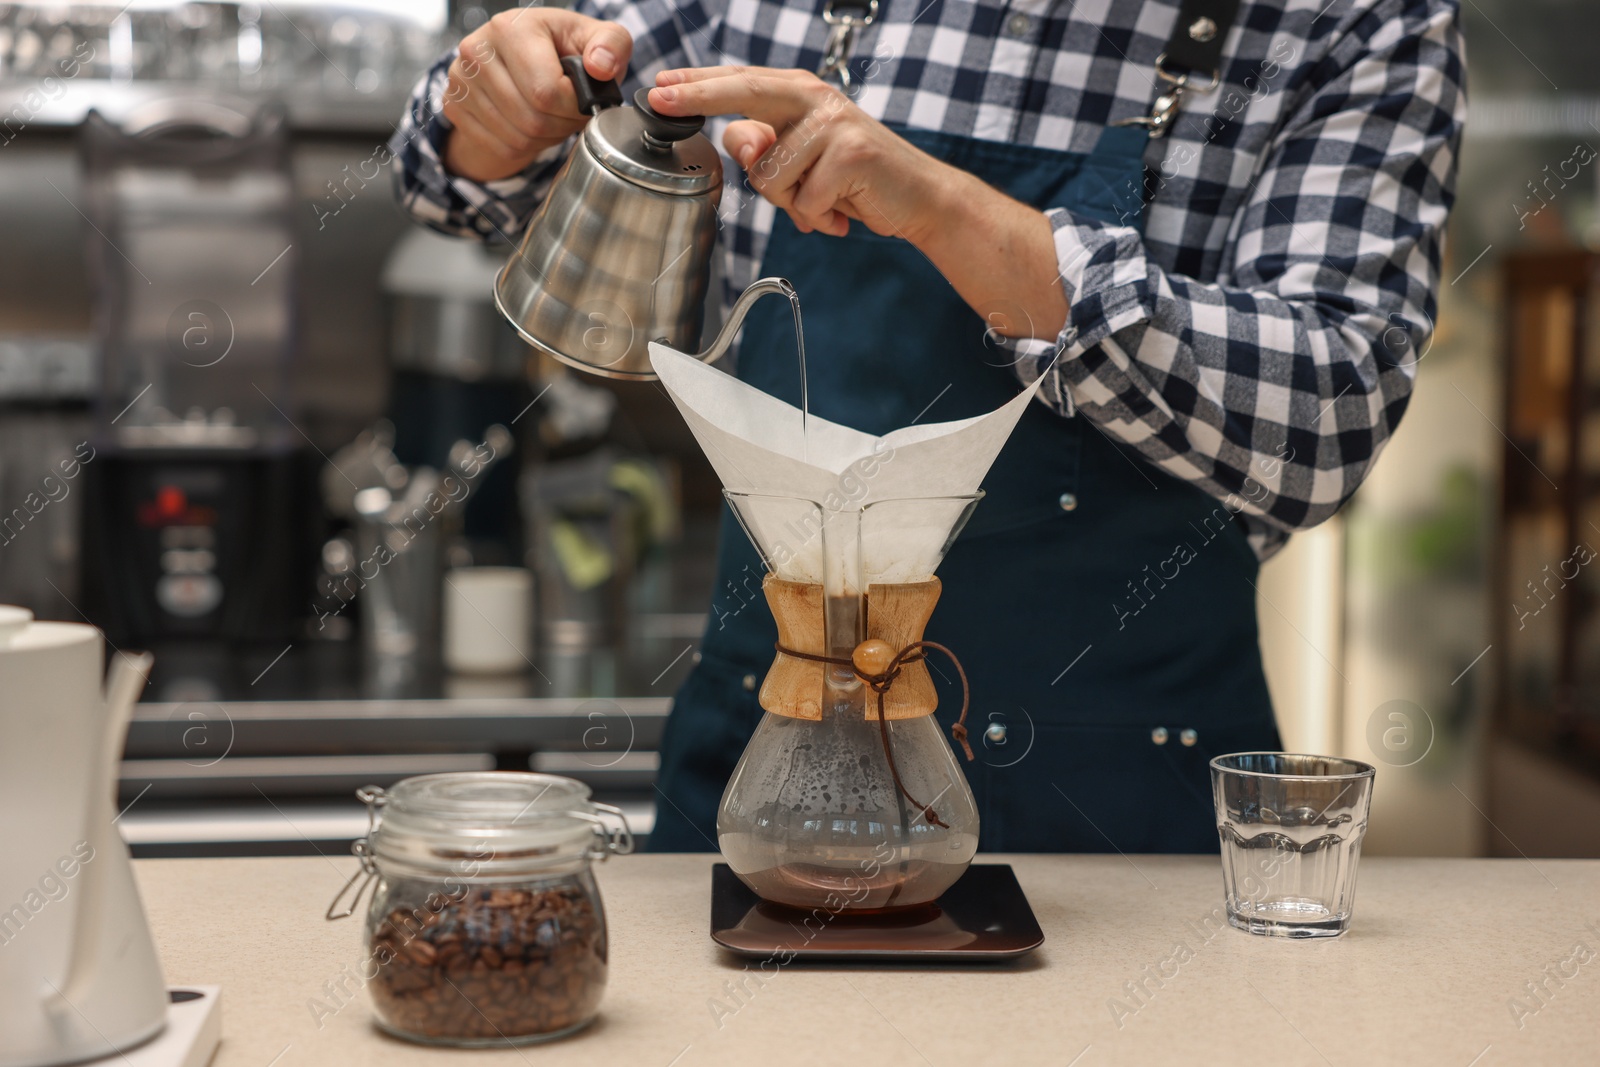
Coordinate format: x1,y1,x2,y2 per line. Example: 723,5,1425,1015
709,863,1044,962
107,987,222,1067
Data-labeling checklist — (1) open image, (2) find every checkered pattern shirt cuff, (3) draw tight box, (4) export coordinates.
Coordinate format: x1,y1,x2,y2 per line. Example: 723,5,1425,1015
388,50,570,244
1009,209,1158,418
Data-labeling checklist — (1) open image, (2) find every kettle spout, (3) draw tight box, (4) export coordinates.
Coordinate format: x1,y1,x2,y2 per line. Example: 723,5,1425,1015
690,277,795,365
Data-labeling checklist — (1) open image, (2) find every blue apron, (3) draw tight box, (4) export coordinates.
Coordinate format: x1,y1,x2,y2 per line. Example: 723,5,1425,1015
650,123,1281,853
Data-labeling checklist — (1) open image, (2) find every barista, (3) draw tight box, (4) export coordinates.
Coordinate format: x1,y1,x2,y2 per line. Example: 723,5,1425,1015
391,0,1464,852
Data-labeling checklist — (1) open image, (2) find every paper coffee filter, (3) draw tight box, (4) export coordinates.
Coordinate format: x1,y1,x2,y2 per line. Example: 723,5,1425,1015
649,342,1045,584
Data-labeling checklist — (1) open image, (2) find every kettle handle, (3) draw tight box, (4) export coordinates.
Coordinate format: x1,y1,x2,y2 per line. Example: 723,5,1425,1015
560,55,624,116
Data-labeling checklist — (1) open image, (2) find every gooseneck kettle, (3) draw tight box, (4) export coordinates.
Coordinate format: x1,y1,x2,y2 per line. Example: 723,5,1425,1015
0,607,167,1065
494,57,792,380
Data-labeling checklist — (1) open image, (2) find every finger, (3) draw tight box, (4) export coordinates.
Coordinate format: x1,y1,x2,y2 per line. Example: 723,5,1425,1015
449,47,550,152
460,43,563,141
781,201,847,237
745,121,829,203
536,9,634,82
655,64,800,86
722,119,778,169
455,82,539,155
790,154,854,237
649,71,821,126
492,25,587,131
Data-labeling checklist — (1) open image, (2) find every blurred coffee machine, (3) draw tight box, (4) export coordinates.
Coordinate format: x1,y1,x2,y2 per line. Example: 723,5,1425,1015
381,229,531,565
77,99,312,646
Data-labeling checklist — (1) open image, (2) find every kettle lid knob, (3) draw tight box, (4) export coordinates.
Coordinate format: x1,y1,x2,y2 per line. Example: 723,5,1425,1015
632,88,704,148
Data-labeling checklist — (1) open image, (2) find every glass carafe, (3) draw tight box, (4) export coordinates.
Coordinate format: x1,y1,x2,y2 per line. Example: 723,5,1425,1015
716,493,982,912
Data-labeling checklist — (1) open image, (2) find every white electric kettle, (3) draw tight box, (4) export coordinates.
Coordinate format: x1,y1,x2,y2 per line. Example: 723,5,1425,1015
0,606,167,1066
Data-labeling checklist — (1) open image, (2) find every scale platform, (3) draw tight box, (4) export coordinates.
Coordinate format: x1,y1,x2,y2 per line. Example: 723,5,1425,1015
710,863,1044,962
96,987,221,1067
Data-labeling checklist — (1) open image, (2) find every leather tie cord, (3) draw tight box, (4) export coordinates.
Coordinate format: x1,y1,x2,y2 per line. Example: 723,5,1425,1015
772,640,974,829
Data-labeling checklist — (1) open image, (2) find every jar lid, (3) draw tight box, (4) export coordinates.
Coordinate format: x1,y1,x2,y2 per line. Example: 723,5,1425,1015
365,772,630,877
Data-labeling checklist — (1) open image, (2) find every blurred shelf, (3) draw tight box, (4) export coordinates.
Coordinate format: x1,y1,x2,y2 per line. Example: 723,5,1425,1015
119,795,656,858
0,80,414,134
127,695,672,759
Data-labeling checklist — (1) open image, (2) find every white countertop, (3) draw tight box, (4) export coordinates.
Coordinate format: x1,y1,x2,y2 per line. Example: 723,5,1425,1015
135,853,1600,1066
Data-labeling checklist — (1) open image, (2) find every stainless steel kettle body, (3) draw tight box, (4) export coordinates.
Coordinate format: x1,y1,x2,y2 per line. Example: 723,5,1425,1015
494,60,790,380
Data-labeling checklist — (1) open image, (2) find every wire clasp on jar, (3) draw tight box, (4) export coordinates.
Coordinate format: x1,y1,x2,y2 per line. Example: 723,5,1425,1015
579,802,635,861
326,784,389,920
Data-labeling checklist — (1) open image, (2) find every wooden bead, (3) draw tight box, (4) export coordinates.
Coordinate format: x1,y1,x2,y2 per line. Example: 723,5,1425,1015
852,639,898,678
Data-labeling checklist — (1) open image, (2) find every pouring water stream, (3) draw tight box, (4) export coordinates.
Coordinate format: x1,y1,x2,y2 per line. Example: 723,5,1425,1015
785,287,809,463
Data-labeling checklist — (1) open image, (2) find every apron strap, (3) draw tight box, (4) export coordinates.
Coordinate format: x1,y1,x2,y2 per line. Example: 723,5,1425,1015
1162,0,1241,80
1116,0,1241,138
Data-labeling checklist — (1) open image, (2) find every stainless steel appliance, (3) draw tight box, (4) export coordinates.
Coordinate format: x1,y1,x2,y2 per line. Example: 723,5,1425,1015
75,99,313,646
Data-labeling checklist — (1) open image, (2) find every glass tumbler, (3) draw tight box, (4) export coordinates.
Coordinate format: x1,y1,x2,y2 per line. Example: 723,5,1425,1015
1210,753,1376,939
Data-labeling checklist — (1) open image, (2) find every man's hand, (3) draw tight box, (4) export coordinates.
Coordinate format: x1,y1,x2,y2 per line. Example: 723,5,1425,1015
648,66,953,242
442,9,633,183
648,65,1068,341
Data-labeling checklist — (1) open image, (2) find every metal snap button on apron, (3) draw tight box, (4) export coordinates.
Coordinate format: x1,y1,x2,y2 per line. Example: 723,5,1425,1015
1151,726,1169,745
742,673,757,691
1180,728,1198,747
1058,492,1078,512
1005,12,1031,37
985,722,1008,744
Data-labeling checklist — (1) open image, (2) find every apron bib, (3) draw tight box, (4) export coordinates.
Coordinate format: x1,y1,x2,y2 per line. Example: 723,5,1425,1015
650,124,1280,853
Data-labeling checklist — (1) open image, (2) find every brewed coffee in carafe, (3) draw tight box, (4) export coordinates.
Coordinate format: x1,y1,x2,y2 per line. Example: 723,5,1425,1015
716,493,982,911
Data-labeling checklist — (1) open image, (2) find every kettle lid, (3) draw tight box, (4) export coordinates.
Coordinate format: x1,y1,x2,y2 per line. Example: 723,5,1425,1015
584,91,722,196
0,604,97,652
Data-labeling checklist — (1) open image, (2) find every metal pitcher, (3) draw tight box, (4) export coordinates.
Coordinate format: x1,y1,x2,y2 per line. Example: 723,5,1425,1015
494,57,792,380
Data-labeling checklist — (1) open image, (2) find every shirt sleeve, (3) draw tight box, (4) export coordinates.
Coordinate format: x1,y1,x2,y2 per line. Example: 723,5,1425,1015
1015,0,1466,557
388,0,729,243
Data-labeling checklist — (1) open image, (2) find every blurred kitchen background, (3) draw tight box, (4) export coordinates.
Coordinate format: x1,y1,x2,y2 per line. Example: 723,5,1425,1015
0,0,1593,859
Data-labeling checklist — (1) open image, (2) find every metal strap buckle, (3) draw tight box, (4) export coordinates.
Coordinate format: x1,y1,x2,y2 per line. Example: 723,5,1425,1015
817,0,878,91
1113,51,1220,138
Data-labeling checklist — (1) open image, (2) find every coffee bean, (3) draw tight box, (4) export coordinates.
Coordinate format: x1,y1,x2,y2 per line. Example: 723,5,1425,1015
369,881,605,1044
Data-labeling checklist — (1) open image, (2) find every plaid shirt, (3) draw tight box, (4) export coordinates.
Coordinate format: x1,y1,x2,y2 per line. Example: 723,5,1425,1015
391,0,1465,559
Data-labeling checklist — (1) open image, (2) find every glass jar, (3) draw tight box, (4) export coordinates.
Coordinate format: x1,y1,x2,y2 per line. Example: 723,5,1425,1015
327,772,632,1047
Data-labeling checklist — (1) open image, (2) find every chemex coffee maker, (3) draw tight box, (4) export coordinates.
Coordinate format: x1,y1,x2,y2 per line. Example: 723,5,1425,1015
715,492,983,910
646,349,1047,959
488,59,1044,956
0,607,169,1064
